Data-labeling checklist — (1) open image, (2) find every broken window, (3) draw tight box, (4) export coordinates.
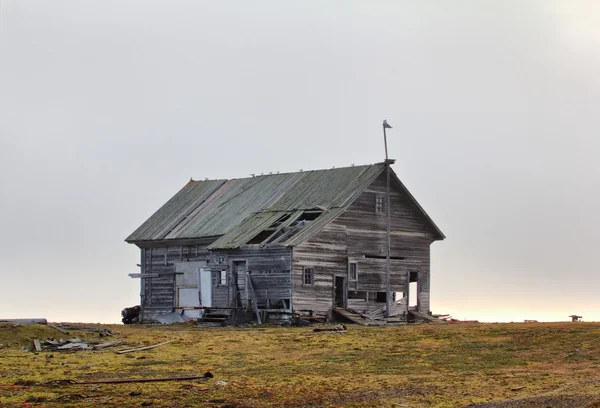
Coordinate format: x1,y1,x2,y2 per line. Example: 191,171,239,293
375,195,385,215
349,262,358,281
348,291,368,300
303,267,314,285
220,270,227,285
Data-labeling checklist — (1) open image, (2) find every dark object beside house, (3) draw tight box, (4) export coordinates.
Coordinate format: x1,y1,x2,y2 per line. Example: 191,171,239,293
122,305,141,324
125,163,445,323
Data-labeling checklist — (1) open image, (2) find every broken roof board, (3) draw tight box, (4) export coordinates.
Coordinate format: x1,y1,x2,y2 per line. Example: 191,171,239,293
126,163,445,247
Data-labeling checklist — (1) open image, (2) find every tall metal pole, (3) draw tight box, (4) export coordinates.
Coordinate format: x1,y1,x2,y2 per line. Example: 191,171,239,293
383,124,389,161
383,120,392,318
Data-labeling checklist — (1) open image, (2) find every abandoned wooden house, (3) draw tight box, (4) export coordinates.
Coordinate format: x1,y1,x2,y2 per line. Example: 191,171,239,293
125,162,445,324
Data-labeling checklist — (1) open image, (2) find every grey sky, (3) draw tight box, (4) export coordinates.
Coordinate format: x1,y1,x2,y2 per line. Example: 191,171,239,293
1,1,598,323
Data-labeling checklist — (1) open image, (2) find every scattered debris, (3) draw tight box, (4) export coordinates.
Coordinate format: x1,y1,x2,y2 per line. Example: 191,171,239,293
129,391,142,396
36,338,123,352
570,315,583,322
0,318,47,325
53,325,114,336
48,324,70,334
313,324,347,332
447,319,479,324
141,402,153,406
409,311,447,324
363,301,406,320
333,309,382,326
93,341,124,350
71,373,213,385
153,312,189,325
116,340,175,354
122,305,141,324
33,339,42,352
216,381,228,386
510,386,526,391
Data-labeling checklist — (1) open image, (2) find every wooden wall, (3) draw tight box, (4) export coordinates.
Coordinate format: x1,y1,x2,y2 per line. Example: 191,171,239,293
215,247,292,310
140,244,210,322
137,244,292,322
292,171,435,315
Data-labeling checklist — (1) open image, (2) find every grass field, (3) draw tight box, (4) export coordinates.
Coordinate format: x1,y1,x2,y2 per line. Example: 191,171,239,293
1,322,600,407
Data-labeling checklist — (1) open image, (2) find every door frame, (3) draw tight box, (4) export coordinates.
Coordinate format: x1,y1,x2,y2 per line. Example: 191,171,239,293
229,259,248,308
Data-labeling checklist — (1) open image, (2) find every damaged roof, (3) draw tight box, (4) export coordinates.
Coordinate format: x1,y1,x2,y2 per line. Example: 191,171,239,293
125,163,444,248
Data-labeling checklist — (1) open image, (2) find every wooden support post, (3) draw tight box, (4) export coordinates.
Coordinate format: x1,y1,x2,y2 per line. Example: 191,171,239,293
246,272,262,324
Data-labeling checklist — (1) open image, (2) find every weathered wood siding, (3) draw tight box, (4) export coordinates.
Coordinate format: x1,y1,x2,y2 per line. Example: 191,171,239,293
140,244,210,322
215,247,292,309
137,245,292,322
293,171,434,315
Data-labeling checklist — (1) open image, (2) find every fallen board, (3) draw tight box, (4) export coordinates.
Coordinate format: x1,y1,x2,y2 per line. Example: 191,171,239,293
333,308,385,326
409,310,447,324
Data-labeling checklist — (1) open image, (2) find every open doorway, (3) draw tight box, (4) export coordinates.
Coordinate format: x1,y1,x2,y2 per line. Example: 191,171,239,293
408,271,418,309
334,276,346,307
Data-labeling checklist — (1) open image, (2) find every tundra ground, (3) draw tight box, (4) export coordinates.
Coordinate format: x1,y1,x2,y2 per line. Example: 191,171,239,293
1,322,600,407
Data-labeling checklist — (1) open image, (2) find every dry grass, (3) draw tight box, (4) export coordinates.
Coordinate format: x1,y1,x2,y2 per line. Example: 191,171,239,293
1,322,600,407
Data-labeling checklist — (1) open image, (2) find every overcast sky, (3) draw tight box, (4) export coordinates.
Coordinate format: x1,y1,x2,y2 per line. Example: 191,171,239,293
1,1,598,323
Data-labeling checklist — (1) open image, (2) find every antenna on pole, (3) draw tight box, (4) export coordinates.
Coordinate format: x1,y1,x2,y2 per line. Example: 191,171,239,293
382,120,394,319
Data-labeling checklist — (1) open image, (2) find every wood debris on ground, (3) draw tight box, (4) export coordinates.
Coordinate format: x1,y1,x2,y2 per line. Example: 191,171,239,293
115,340,175,354
35,338,124,352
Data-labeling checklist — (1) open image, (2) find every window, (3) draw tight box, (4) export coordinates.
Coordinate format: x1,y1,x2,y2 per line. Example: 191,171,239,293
349,262,357,281
303,267,314,285
375,195,385,215
219,270,227,285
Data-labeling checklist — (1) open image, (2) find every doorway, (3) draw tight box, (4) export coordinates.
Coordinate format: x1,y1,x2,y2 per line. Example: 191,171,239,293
334,276,346,308
408,271,418,309
200,268,213,307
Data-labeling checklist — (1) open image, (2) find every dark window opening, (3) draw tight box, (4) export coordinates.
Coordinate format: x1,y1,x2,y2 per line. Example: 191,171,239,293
348,291,367,300
247,230,275,244
303,267,314,285
274,213,292,224
375,292,387,302
297,210,323,222
409,271,419,283
364,254,406,261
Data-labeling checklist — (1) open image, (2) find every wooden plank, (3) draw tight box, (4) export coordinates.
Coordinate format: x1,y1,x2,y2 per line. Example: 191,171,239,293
129,273,159,278
116,340,175,354
48,324,69,334
333,308,370,326
33,339,42,352
246,272,262,324
409,310,446,324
